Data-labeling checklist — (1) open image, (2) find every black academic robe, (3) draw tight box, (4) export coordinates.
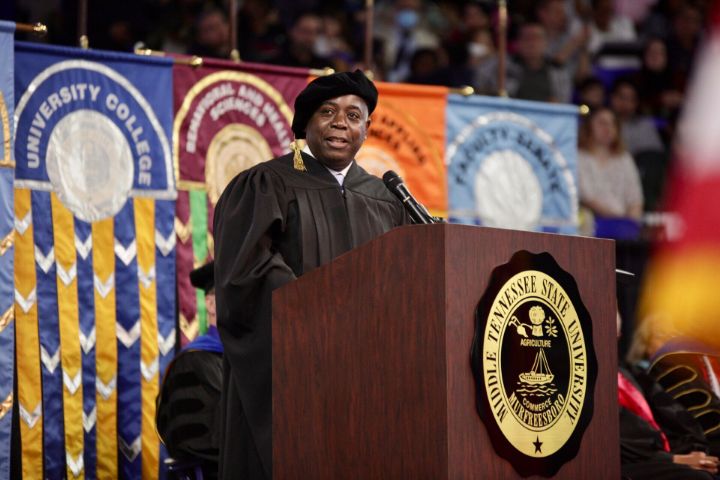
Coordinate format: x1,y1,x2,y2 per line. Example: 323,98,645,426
620,365,714,480
213,152,410,479
650,350,720,458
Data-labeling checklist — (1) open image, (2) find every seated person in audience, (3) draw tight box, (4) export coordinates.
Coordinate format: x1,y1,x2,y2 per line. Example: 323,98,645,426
156,262,222,480
475,22,572,103
577,107,643,231
617,311,719,480
649,340,720,458
609,78,666,156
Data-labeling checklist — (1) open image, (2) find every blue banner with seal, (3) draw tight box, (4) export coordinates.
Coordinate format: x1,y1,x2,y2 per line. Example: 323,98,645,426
14,41,176,479
446,95,579,234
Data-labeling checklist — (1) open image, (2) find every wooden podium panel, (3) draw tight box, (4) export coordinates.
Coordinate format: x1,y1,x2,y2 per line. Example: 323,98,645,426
272,224,618,479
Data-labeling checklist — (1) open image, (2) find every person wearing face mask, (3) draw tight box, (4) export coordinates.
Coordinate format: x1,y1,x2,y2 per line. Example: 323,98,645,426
373,0,439,82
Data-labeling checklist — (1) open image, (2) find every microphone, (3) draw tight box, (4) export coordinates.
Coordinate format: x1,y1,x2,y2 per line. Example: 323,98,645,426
382,170,437,224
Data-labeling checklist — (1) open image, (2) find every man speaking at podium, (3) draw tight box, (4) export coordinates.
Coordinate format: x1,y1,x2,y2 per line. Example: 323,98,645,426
213,70,410,479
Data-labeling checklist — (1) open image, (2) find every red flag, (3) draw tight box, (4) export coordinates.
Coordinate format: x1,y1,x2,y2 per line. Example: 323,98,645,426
640,4,720,350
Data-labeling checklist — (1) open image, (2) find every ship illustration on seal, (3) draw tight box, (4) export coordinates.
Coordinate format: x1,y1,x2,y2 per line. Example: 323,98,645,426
520,348,554,385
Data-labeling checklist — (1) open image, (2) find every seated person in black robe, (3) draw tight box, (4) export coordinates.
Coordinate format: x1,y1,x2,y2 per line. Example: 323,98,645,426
620,364,718,480
156,262,223,479
213,70,411,480
618,311,719,479
649,340,720,458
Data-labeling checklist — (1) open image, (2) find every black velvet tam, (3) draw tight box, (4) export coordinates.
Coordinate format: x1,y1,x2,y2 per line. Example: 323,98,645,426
291,70,378,139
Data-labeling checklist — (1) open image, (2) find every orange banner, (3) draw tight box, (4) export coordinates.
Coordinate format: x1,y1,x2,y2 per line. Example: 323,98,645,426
357,82,448,215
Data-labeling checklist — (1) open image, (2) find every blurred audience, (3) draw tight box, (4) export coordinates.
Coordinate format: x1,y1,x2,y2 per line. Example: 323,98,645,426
373,0,440,82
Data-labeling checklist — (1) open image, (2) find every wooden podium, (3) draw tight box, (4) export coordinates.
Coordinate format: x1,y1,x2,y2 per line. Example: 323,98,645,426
272,224,619,479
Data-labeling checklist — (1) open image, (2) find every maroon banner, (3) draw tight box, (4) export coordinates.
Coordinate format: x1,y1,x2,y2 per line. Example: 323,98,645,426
173,58,310,344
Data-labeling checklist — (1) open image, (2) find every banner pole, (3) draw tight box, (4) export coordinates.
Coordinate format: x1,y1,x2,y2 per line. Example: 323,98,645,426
15,22,48,36
78,0,89,48
364,0,375,73
134,46,204,67
229,0,240,62
497,0,508,97
450,86,475,96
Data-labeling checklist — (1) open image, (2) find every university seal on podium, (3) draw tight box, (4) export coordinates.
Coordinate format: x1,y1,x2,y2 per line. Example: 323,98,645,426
471,250,597,477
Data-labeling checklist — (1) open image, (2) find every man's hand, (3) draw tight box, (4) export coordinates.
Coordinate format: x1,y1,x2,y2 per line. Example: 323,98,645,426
673,451,719,474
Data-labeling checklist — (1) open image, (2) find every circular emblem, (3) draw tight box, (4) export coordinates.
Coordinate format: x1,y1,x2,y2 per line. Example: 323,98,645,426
357,99,446,213
46,110,134,222
471,250,597,477
173,71,296,189
474,149,542,230
205,123,272,204
13,58,175,219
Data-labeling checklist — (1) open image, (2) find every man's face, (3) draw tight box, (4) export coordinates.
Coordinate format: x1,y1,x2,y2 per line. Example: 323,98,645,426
304,94,370,170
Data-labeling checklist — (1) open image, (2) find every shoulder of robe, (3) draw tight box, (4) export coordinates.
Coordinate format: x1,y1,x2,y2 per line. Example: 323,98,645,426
215,155,292,209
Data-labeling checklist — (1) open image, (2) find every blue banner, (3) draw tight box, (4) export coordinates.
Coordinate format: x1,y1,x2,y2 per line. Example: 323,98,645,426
14,42,175,479
0,19,15,480
446,95,579,234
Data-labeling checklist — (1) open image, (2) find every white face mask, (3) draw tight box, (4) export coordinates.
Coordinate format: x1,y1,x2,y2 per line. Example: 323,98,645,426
313,35,331,56
468,42,489,58
396,9,419,30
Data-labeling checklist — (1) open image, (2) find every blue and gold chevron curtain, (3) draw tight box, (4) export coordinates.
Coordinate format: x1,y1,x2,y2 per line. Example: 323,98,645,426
14,42,176,479
0,20,16,480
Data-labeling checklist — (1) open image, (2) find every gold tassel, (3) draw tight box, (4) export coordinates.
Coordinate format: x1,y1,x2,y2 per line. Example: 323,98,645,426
292,141,307,171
